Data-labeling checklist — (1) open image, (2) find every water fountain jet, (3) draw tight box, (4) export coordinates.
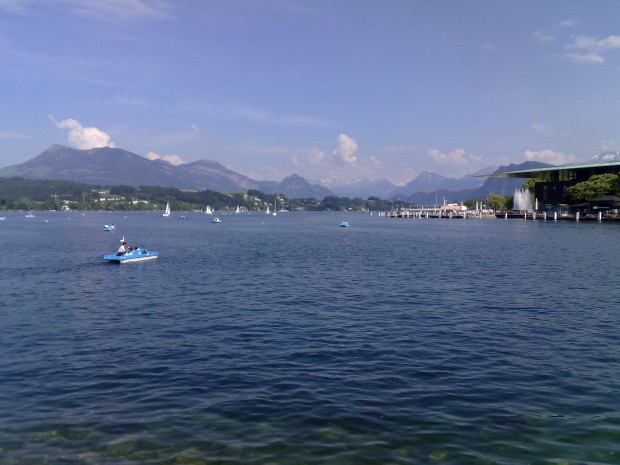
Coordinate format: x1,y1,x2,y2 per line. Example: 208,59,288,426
513,188,534,212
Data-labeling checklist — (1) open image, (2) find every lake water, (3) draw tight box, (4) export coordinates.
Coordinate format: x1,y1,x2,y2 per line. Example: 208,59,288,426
1,211,619,464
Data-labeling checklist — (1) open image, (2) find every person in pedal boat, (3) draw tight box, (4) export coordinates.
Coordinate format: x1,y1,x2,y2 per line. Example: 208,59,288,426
116,242,128,256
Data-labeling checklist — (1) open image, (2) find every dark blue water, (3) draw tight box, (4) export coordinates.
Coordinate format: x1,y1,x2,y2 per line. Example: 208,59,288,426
1,211,619,464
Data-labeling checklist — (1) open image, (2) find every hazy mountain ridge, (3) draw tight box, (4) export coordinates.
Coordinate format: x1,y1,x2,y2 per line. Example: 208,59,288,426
1,145,603,201
323,164,502,199
327,178,399,199
0,145,331,199
391,161,553,204
259,174,332,200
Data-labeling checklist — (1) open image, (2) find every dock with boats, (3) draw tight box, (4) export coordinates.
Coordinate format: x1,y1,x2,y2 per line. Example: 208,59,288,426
386,203,495,219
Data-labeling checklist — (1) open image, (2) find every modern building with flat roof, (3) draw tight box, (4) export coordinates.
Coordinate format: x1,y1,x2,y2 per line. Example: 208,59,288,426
499,161,620,207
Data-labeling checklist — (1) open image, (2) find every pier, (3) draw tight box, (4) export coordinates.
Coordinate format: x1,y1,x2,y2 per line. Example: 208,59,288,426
386,206,495,219
386,208,620,222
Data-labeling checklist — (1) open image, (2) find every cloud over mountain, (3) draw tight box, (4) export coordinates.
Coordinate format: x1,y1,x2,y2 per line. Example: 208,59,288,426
524,149,577,165
50,117,115,150
426,148,482,176
332,134,358,166
146,151,186,166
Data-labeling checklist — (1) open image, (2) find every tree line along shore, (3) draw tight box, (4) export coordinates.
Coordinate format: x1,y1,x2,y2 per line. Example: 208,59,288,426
2,173,615,213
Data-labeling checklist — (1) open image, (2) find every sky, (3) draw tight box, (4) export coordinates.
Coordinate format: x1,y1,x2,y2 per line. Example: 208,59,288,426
1,0,620,185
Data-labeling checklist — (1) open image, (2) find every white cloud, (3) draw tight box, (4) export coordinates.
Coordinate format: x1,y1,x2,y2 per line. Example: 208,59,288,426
566,35,620,64
523,149,577,165
51,117,115,149
282,134,396,183
567,52,604,64
533,20,576,44
309,148,325,164
286,139,484,184
427,148,482,175
332,133,358,166
556,20,577,28
532,31,554,43
146,151,185,165
569,35,620,50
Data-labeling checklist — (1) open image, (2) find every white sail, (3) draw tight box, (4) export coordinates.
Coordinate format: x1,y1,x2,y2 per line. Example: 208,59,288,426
235,205,240,214
163,202,171,217
272,198,277,216
205,205,213,215
266,205,270,214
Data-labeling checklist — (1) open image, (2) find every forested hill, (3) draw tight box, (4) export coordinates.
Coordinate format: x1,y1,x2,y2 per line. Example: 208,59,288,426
0,178,397,212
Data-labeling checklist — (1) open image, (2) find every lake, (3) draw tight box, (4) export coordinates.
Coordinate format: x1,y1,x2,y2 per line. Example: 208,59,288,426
1,211,619,464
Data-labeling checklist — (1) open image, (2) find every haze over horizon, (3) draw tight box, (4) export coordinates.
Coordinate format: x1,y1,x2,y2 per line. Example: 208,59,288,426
1,0,619,185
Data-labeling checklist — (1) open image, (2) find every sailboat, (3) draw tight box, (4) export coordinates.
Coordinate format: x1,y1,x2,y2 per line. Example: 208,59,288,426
163,202,171,217
265,205,270,215
205,205,213,215
272,198,277,216
235,205,241,214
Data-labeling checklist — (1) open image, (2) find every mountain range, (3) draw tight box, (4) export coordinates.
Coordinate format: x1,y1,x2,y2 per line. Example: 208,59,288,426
391,161,551,204
0,144,331,199
0,144,558,201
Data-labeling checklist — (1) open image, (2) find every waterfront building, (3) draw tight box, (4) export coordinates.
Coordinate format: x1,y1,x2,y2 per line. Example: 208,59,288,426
500,160,620,207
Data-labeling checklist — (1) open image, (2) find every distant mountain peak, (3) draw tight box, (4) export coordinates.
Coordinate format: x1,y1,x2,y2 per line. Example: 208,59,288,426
46,143,69,152
0,144,334,199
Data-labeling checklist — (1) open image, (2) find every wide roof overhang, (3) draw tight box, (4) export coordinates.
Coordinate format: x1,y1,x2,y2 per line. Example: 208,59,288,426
500,161,620,179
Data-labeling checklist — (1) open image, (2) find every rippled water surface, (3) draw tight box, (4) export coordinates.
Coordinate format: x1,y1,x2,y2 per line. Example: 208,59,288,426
1,211,619,464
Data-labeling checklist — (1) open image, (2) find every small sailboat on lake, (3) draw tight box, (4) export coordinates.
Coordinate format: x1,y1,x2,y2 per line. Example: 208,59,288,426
163,202,171,217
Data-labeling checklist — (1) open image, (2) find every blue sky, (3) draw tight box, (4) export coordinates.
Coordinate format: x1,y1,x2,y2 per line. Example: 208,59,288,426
1,0,619,185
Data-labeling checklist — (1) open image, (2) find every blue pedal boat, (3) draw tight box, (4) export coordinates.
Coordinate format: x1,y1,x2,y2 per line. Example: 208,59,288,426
104,248,158,264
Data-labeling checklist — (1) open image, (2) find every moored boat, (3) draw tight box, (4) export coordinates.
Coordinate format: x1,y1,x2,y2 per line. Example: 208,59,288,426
340,221,350,227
